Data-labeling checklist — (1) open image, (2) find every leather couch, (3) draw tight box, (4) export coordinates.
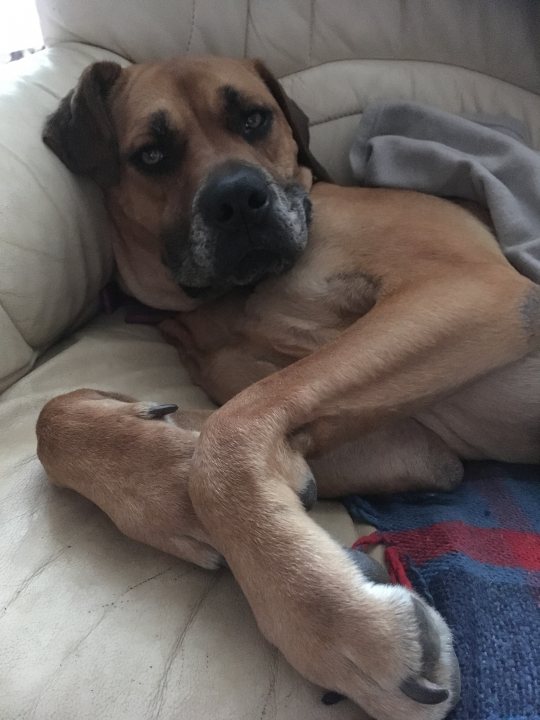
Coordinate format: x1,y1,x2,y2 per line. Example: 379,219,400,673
1,2,539,718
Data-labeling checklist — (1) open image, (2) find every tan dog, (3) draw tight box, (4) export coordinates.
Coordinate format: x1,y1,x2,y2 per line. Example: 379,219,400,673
38,55,540,720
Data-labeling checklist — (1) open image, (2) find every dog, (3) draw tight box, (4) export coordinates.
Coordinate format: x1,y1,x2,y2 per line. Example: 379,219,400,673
37,55,540,720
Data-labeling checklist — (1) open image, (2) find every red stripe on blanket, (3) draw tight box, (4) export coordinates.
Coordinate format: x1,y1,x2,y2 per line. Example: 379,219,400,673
353,534,413,587
384,522,540,571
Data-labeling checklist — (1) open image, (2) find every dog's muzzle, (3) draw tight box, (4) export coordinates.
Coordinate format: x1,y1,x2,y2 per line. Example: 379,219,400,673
163,161,311,296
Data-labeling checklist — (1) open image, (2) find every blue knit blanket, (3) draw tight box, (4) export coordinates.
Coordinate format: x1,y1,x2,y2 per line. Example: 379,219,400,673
344,462,540,720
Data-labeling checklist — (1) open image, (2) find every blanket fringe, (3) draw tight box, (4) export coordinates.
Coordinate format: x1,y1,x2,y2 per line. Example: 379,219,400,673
353,532,413,588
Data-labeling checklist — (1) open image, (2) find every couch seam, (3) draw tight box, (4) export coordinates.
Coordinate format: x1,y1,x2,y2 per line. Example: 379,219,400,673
0,294,32,355
310,98,540,129
244,0,251,58
308,0,315,67
47,41,132,65
280,57,540,98
186,0,196,54
310,110,362,128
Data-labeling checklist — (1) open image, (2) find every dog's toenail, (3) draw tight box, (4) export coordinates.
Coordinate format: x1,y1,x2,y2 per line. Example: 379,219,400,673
346,547,391,584
321,691,345,705
146,403,179,419
299,470,317,511
411,596,442,677
400,676,449,705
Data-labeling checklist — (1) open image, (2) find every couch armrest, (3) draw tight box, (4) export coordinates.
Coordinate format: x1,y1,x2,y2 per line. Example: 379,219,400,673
0,43,129,392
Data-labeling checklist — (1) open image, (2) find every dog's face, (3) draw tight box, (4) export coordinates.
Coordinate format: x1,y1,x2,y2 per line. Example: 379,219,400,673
44,57,328,302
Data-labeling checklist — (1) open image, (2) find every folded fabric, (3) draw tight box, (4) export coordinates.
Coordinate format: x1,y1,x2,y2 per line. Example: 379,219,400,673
350,101,540,284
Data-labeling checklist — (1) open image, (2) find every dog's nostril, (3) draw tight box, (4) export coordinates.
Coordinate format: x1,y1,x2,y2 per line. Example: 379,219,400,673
217,202,235,223
248,189,268,210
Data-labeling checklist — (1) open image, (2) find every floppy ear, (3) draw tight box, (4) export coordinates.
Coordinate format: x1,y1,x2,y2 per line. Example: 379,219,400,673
43,61,122,186
253,60,332,183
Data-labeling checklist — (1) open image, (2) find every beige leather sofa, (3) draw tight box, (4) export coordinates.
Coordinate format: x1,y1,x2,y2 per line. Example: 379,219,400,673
2,2,540,718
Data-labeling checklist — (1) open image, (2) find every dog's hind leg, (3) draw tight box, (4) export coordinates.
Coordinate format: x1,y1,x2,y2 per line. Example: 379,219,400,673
308,418,463,497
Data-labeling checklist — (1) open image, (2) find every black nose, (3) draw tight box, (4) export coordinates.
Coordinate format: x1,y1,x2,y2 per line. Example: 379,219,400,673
199,162,270,229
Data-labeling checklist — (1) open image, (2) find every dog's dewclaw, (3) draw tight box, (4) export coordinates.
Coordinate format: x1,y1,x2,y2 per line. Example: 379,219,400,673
147,403,179,419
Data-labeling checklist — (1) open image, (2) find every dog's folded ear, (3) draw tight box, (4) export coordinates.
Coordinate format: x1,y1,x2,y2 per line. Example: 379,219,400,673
253,60,332,183
43,61,122,186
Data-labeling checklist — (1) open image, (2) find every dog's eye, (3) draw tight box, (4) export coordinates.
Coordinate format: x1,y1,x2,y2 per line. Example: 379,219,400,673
244,111,265,131
140,147,165,166
241,109,271,140
130,144,177,175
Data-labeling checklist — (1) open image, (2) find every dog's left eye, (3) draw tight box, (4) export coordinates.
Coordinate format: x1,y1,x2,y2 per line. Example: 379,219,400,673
130,144,175,175
244,111,265,131
241,110,271,139
140,147,164,165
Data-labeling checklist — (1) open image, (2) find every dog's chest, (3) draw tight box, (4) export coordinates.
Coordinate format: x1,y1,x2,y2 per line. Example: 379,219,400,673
243,268,379,359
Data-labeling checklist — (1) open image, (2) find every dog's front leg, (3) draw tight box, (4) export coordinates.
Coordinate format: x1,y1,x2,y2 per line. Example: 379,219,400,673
188,268,538,719
198,269,539,453
189,426,461,720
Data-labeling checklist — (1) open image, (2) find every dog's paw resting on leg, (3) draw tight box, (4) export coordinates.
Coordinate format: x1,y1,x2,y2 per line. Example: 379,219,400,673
36,389,317,569
189,413,461,720
36,389,223,569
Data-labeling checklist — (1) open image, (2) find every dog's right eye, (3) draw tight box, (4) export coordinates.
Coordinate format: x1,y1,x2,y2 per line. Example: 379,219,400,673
129,144,173,175
140,147,164,165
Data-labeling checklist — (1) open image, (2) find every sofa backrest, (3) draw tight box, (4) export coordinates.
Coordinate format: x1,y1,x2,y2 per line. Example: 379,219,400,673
37,0,540,93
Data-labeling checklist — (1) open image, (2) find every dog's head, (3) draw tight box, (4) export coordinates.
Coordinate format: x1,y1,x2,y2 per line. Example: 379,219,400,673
44,56,329,303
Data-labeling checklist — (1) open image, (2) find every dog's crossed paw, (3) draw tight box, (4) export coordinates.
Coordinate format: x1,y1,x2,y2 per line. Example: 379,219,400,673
253,544,460,720
315,548,460,720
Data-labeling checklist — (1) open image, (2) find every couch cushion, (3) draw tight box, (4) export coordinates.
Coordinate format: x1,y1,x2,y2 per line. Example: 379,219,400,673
0,310,361,720
0,45,130,391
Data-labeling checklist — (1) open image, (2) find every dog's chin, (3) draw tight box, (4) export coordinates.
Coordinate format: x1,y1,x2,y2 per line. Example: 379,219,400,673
231,248,298,285
178,251,295,300
178,230,308,298
179,284,217,300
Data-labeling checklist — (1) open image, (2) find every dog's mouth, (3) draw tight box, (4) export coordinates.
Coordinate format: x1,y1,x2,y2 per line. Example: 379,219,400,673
163,173,311,297
179,247,295,299
236,248,281,278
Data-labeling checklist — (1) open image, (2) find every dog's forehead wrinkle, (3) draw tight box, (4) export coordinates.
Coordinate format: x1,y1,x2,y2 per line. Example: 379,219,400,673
148,109,174,137
119,108,181,153
222,85,241,108
222,84,262,111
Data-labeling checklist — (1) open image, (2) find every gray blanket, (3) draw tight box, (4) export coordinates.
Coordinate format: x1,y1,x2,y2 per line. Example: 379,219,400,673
349,102,540,284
